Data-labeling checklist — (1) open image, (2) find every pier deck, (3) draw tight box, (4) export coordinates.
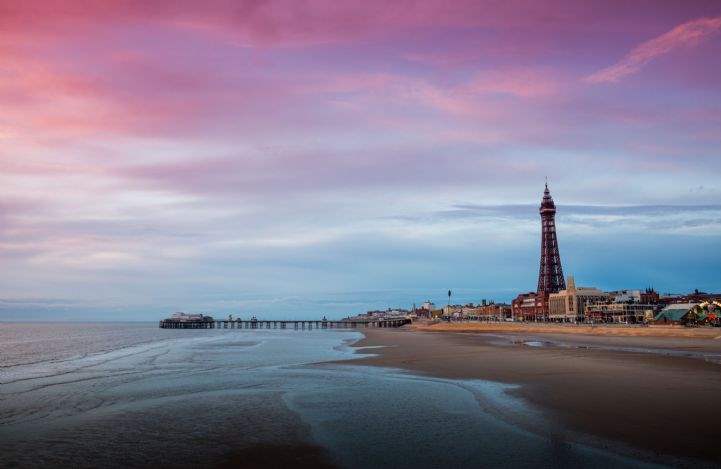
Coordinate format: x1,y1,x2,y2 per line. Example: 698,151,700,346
159,318,411,329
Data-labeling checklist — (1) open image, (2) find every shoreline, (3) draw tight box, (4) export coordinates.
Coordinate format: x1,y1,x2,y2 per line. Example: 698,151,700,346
342,327,721,466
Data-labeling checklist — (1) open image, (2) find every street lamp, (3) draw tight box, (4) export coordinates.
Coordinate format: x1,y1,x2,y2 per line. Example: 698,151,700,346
447,290,452,321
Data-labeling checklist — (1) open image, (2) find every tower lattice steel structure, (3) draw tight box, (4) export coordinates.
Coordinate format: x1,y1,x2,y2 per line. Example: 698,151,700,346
537,183,565,296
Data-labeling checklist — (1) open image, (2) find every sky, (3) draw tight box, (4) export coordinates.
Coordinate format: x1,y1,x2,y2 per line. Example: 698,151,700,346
1,1,720,320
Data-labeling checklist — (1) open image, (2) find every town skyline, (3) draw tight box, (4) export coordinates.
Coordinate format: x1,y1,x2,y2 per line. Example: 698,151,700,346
2,2,721,320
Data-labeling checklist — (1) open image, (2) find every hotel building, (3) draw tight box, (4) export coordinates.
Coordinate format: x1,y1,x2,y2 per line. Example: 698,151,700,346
547,276,609,322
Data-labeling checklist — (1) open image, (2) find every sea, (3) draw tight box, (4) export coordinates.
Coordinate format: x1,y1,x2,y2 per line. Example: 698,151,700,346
0,322,659,468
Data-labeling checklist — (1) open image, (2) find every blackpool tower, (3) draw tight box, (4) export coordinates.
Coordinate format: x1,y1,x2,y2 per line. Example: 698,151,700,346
537,182,565,298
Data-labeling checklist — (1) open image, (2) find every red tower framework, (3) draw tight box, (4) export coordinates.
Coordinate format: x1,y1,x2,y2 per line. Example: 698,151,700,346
537,183,565,310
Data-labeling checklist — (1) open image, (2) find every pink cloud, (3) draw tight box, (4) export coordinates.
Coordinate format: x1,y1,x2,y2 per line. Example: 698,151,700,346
0,1,487,47
0,45,296,139
400,68,561,121
0,1,653,49
465,68,560,98
586,15,721,84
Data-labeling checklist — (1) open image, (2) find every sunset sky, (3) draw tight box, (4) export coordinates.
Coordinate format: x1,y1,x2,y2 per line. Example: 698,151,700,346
1,1,720,320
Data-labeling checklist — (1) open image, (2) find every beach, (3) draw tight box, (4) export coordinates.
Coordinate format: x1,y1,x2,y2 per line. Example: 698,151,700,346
348,325,721,466
411,321,721,339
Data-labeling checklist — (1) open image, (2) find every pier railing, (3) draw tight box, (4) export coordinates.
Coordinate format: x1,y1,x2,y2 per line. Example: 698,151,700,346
159,318,411,330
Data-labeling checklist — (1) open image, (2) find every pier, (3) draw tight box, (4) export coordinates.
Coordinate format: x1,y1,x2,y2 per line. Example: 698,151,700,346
159,317,411,330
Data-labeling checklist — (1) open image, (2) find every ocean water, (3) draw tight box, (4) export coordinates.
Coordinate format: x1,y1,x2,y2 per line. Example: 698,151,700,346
0,323,658,468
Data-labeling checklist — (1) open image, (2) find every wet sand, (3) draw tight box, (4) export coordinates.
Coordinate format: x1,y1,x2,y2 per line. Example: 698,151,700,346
347,327,721,465
219,444,337,468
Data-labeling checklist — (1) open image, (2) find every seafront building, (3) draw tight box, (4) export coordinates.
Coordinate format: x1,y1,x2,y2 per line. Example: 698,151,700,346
640,288,661,304
609,290,643,303
511,292,545,321
655,303,703,325
584,303,657,324
443,304,464,316
458,303,512,321
547,276,609,322
478,303,512,321
654,301,721,325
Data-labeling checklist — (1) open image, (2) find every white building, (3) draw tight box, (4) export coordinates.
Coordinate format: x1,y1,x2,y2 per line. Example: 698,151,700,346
584,303,656,323
170,312,209,322
610,290,642,303
386,309,406,317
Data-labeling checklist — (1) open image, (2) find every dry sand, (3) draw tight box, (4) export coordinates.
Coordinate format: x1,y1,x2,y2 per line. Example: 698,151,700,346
412,321,721,339
347,326,721,465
